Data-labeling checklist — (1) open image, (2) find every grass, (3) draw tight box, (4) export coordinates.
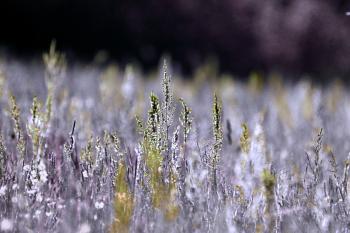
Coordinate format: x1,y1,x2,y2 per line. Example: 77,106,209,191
0,44,350,232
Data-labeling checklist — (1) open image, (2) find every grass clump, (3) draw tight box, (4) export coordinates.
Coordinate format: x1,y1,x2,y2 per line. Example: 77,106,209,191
111,160,134,233
262,168,276,232
262,169,275,200
142,134,179,221
139,68,180,222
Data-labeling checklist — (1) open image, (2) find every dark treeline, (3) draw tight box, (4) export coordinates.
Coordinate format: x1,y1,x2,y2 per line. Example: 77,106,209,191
1,0,350,78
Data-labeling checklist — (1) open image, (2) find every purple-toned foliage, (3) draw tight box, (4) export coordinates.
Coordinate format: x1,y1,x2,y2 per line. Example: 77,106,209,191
1,51,350,232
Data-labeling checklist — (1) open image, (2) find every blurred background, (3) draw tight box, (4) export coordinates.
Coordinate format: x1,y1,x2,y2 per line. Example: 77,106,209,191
0,0,350,79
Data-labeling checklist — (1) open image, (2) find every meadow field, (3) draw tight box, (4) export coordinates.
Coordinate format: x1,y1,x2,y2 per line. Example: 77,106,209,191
0,44,350,232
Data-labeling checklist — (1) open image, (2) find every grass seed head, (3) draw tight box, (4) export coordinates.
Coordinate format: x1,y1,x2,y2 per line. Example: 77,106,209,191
43,40,66,91
9,93,25,158
179,98,192,144
240,123,251,154
0,135,6,179
146,93,161,151
212,93,223,153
